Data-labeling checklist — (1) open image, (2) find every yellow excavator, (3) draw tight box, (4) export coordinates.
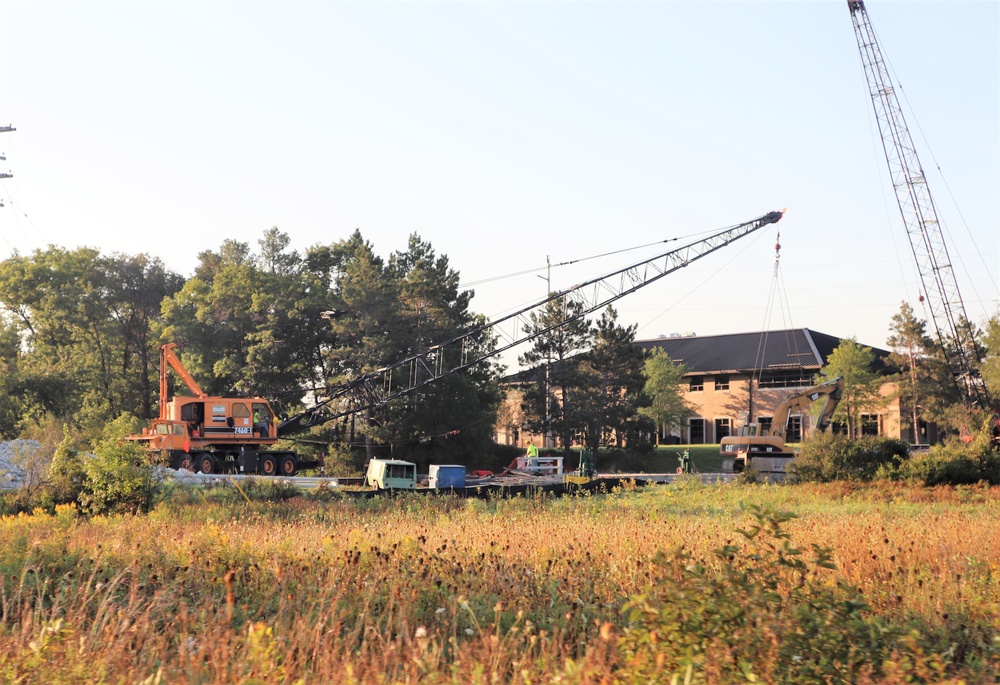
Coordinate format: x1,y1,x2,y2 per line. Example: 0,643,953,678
721,376,844,476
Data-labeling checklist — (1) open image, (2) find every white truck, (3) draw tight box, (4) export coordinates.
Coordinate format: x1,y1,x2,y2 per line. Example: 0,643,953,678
364,459,417,490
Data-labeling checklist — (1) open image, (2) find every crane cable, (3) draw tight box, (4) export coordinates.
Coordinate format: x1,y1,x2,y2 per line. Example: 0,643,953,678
750,228,804,422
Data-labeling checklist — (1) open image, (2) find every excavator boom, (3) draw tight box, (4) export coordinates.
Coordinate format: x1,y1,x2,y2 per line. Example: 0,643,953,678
767,376,844,440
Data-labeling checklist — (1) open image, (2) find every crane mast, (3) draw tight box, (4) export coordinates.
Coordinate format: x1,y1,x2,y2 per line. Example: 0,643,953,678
284,210,785,429
847,0,991,411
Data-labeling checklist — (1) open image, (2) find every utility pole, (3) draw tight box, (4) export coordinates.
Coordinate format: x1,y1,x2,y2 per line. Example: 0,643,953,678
0,125,13,181
0,125,13,207
538,255,552,448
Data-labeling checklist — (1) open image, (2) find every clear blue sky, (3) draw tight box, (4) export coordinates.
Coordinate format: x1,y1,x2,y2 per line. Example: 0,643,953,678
0,1,997,365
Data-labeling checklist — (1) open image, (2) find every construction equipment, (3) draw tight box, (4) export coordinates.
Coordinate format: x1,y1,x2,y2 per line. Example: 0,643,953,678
130,343,322,476
847,0,997,438
137,210,786,479
722,376,844,475
308,210,785,426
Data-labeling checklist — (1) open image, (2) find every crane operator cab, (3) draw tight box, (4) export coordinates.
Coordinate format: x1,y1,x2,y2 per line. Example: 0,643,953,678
252,402,273,438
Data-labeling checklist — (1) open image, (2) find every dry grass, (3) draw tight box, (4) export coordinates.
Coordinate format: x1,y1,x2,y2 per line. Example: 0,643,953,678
1,481,998,683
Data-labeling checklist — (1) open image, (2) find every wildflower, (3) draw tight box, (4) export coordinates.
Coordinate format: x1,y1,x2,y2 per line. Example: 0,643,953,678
415,626,428,639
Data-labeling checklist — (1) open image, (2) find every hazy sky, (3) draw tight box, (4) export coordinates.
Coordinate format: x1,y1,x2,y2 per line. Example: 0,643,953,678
0,1,997,366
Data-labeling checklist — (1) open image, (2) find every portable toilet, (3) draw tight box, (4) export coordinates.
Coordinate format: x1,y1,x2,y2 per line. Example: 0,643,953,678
429,464,466,490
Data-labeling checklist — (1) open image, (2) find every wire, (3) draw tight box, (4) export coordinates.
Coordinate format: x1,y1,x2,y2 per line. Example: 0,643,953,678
876,19,998,314
634,224,771,336
459,229,717,290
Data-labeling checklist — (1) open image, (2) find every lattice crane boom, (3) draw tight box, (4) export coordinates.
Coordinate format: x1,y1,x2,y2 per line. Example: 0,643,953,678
847,0,992,411
282,209,785,429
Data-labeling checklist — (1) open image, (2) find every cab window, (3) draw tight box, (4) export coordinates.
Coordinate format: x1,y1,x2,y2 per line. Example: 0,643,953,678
232,403,250,419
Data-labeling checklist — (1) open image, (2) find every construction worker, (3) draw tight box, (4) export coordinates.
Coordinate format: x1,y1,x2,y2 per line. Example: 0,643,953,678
525,441,539,458
678,448,692,474
578,446,595,477
253,406,270,438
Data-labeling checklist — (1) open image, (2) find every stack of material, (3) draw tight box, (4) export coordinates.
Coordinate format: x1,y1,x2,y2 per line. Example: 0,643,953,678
0,440,42,489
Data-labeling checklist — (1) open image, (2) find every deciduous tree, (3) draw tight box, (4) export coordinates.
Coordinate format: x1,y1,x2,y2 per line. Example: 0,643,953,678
820,338,880,439
639,348,691,444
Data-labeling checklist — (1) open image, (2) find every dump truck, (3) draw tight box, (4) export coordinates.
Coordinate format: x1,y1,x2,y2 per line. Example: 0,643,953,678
130,344,323,476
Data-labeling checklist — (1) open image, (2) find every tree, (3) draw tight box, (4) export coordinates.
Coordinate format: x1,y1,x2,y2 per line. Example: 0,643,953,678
103,254,184,419
377,234,501,465
575,307,647,448
819,338,880,439
983,311,1000,400
160,229,335,401
639,348,691,444
886,302,935,443
0,247,182,435
323,231,501,464
518,296,592,453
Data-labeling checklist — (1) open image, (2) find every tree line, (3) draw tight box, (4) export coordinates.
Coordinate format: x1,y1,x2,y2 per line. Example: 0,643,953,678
0,229,692,466
0,225,996,461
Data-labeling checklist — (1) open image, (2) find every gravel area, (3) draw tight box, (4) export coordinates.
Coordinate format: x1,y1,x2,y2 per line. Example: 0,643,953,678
0,440,42,489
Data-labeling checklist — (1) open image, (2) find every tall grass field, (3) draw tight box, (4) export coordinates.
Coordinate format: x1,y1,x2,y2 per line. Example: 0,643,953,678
1,480,997,683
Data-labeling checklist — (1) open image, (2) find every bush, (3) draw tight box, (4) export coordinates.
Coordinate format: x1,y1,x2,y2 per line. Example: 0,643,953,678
789,433,909,483
78,416,161,516
615,504,904,683
887,439,1000,486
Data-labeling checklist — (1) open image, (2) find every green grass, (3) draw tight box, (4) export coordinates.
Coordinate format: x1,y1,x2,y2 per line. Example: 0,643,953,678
595,444,727,474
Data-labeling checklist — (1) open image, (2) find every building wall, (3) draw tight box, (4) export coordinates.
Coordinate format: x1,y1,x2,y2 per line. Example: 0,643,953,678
678,374,902,443
497,373,905,447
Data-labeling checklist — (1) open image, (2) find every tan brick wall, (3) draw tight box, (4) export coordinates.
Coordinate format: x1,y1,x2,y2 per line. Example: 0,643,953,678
497,375,903,447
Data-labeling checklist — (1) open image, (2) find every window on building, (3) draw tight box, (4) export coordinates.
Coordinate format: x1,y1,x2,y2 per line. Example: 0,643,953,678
689,418,705,444
689,376,704,392
830,421,848,435
758,370,813,388
715,375,730,391
715,418,731,441
786,416,803,443
862,413,881,436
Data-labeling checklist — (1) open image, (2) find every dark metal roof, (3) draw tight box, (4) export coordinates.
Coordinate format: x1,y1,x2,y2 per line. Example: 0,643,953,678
634,328,881,374
503,328,889,382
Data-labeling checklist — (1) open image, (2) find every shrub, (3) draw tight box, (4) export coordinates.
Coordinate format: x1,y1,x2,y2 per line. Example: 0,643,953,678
615,504,902,683
789,433,908,483
887,439,1000,486
78,415,161,516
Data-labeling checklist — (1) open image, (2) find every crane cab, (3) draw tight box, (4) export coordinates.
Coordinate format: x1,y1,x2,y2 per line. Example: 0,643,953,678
164,396,278,445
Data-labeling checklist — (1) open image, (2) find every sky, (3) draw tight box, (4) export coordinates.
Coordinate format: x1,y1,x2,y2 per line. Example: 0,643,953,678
0,0,997,370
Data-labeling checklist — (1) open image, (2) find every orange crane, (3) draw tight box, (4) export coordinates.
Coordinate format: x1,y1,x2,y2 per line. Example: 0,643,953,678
131,343,322,476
